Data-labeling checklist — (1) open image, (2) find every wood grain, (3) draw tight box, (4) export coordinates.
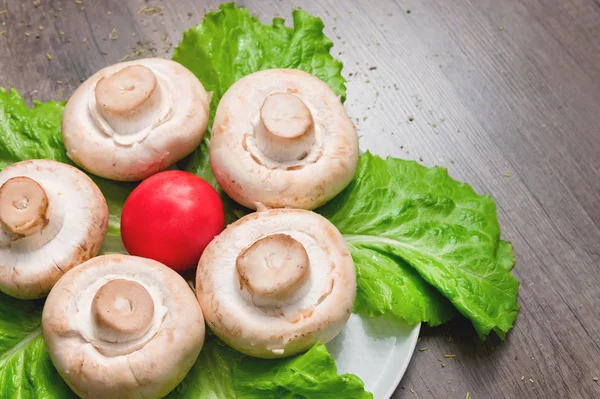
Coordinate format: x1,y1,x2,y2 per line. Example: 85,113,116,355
0,0,598,398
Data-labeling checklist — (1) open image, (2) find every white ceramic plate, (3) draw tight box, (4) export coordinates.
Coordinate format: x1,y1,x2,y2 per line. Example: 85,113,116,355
327,315,420,399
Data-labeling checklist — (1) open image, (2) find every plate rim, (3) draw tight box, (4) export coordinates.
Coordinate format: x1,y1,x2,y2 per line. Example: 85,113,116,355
381,322,421,399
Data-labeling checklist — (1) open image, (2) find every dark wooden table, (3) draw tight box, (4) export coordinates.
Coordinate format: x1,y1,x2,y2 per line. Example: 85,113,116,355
0,0,598,398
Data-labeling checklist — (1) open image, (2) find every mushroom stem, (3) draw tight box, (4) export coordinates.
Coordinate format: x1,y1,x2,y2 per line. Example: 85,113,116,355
255,93,315,162
236,234,310,307
94,65,163,137
0,177,49,237
92,279,155,343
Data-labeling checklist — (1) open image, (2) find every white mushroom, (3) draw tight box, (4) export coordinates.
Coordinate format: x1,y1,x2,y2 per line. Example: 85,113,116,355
42,254,205,399
0,160,108,299
62,58,210,181
196,207,356,358
210,69,359,210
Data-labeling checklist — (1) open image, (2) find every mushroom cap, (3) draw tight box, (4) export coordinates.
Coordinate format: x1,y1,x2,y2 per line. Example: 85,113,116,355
210,68,359,210
62,58,210,181
196,208,356,359
0,160,108,299
42,254,205,399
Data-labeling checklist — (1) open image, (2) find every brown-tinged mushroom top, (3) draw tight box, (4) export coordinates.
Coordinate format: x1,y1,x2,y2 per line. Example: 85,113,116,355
196,207,356,359
0,176,49,237
0,160,108,299
236,233,311,307
210,68,359,210
42,254,205,399
62,58,210,182
92,279,155,343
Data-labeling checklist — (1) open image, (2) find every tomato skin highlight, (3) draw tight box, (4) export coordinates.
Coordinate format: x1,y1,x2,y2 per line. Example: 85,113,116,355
120,170,225,273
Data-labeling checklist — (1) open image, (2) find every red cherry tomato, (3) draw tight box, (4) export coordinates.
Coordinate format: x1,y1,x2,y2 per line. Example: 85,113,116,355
121,170,224,273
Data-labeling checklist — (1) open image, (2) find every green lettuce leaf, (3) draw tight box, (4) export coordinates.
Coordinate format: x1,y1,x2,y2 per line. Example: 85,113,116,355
349,243,456,326
0,89,69,170
170,334,372,399
91,177,135,253
233,343,372,399
0,293,75,399
497,240,515,271
317,152,520,339
165,335,236,399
